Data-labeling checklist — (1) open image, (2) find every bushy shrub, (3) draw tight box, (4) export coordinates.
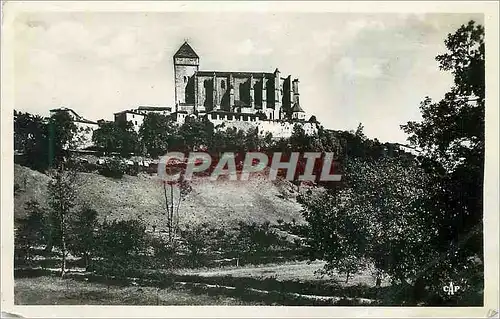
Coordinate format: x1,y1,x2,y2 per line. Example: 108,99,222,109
126,162,140,176
179,223,214,268
149,236,183,269
98,158,126,178
92,219,147,277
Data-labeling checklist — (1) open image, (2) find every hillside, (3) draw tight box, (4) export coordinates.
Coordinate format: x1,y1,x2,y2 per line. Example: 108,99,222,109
14,164,306,230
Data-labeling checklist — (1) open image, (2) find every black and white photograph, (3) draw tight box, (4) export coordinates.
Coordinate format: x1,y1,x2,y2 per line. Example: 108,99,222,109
1,1,498,317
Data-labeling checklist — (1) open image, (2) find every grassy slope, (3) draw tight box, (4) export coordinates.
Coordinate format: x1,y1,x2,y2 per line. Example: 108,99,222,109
14,165,51,219
14,164,305,229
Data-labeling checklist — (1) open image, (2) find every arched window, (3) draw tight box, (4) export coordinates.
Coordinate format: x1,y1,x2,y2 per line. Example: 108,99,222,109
221,80,226,89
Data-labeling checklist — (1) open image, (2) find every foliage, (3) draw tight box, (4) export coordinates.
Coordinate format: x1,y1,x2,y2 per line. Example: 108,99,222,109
47,111,78,166
177,116,214,152
15,201,47,266
93,219,147,277
68,207,98,270
47,168,78,276
139,113,179,157
98,157,127,179
300,156,431,284
92,120,138,156
401,20,484,297
14,110,79,171
179,223,214,267
149,235,181,269
233,221,283,259
14,111,49,171
299,21,485,304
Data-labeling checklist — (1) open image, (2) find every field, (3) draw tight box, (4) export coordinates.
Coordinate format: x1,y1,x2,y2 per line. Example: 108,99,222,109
15,276,260,305
15,261,385,306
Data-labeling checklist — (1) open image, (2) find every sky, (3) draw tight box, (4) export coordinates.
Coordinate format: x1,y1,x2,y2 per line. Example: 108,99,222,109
13,12,484,143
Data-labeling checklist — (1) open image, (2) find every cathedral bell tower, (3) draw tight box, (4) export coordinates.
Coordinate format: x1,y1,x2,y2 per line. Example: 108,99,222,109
173,41,199,110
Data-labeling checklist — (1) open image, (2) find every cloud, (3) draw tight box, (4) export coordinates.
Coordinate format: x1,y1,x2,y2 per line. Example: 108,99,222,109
336,57,387,79
235,39,273,56
346,18,386,35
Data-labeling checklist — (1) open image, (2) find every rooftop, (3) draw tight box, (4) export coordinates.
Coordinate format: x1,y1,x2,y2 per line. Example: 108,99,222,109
49,107,98,124
174,42,199,59
291,102,304,113
137,106,173,111
196,71,275,77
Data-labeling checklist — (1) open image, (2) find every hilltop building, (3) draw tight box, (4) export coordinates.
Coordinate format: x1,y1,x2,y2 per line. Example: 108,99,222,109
49,107,98,149
172,42,306,122
49,41,318,150
114,106,174,132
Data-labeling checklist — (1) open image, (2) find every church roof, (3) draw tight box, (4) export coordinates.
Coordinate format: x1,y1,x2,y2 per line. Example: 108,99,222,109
196,71,274,77
174,42,199,59
137,106,173,111
291,102,304,113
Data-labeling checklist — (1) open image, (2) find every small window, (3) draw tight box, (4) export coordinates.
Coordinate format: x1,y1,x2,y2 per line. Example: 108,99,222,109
132,114,135,118
211,114,217,119
221,80,226,89
135,121,137,125
227,114,233,120
243,115,248,121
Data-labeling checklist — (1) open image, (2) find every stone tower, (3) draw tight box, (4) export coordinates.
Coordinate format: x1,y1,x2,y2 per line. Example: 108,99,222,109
173,42,199,108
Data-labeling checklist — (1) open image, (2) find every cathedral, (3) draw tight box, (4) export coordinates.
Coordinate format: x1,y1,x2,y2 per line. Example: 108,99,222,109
48,41,317,152
107,41,317,139
173,42,306,122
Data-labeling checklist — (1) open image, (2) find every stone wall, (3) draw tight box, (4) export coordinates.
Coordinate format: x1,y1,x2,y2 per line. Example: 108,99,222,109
206,115,318,139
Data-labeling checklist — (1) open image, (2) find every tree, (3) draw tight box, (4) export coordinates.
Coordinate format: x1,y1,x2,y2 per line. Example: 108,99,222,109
401,20,485,299
69,207,98,270
14,109,83,170
139,113,178,157
47,168,77,277
14,112,49,171
233,221,281,263
92,120,138,156
178,116,214,151
98,157,127,179
179,223,213,268
162,177,192,243
300,156,431,285
15,200,47,266
402,20,484,173
47,111,78,167
14,110,79,171
94,219,147,277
